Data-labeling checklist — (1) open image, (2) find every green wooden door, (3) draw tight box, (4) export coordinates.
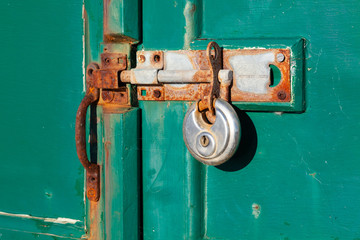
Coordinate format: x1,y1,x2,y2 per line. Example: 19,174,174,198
140,1,360,239
85,0,360,239
0,0,86,239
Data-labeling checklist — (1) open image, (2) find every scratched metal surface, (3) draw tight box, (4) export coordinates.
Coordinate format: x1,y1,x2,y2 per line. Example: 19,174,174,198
139,0,360,239
0,0,85,239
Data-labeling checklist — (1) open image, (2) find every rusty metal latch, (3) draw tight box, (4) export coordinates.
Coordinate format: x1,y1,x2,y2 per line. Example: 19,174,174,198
182,42,241,166
199,42,222,119
78,41,292,200
75,54,128,202
119,44,290,103
87,42,290,105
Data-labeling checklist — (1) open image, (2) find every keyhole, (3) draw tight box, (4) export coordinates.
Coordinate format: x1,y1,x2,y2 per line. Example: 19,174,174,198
200,135,210,147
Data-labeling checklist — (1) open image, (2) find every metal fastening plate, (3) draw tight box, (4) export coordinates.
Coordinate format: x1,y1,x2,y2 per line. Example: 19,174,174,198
87,40,305,111
223,49,291,102
91,52,130,106
94,52,127,89
126,48,291,103
182,99,241,166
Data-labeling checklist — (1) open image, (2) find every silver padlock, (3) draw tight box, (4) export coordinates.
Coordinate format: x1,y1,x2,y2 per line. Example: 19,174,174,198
183,99,241,166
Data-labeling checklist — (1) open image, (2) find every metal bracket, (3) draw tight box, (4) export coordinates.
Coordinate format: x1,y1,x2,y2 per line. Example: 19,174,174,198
92,52,130,105
88,42,291,105
118,46,291,103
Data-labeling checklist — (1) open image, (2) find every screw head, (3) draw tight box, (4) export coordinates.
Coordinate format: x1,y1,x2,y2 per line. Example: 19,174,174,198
276,53,285,62
138,55,146,63
104,58,111,65
153,90,161,98
277,91,286,100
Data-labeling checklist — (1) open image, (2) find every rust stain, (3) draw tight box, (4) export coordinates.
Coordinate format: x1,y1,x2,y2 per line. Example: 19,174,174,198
172,50,209,70
102,105,133,114
137,83,212,102
220,84,230,102
99,88,129,106
101,52,127,70
105,141,111,163
94,69,118,89
309,172,316,177
252,203,261,219
137,86,165,101
88,201,102,240
192,70,212,82
94,53,127,89
136,51,164,70
165,84,211,101
103,0,111,39
91,52,130,106
133,48,291,103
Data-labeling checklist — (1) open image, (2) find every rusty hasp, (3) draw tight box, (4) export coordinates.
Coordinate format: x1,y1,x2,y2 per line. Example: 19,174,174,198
118,43,291,103
198,41,222,116
85,42,292,104
91,52,131,106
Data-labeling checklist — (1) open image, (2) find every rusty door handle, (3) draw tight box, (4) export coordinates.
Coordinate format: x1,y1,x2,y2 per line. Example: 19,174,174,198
75,63,100,202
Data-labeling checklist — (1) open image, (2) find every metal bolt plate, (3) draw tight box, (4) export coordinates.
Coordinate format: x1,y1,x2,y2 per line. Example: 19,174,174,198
130,48,291,102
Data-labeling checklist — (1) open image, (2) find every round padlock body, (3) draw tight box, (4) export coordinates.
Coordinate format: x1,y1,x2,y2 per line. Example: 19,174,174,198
182,99,241,166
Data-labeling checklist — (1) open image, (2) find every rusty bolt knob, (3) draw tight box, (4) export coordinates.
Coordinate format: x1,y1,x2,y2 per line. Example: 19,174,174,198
153,90,161,98
277,91,287,100
276,53,285,62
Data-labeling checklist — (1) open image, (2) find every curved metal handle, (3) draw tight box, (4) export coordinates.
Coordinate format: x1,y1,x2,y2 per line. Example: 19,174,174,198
75,63,100,202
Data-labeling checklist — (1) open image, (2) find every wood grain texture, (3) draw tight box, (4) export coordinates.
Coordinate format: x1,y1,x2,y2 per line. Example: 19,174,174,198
0,0,85,238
